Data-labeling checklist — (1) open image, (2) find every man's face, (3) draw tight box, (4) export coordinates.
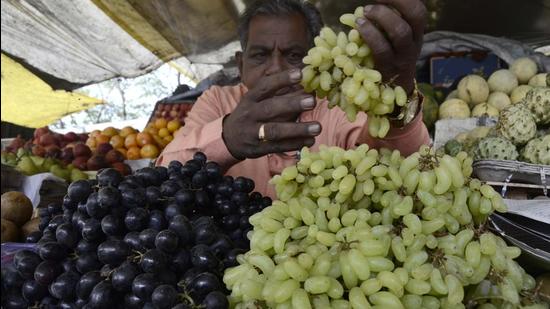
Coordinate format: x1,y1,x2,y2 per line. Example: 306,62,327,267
238,13,310,92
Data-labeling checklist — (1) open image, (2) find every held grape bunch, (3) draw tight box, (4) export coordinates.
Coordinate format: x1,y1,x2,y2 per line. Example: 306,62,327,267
301,7,409,138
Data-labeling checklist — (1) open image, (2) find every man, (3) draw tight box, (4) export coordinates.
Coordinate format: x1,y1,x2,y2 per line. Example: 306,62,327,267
157,0,430,198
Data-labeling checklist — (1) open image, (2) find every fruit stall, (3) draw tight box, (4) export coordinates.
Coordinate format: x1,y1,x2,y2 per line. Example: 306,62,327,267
2,1,550,309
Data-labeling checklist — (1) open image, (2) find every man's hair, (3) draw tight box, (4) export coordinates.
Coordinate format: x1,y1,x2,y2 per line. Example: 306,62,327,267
238,0,323,49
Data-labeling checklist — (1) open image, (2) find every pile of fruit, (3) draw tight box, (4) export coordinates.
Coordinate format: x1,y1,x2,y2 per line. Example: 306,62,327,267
1,153,271,308
86,118,181,161
301,7,409,138
1,192,37,243
223,145,547,308
443,87,549,165
439,57,548,120
151,103,192,125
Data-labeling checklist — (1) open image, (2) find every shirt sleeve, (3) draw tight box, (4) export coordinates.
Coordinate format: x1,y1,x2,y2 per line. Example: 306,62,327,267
358,99,431,156
156,88,241,170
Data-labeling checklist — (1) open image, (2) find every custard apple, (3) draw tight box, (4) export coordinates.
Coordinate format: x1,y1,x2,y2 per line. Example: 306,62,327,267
520,135,550,165
496,104,537,146
523,87,550,125
473,137,518,161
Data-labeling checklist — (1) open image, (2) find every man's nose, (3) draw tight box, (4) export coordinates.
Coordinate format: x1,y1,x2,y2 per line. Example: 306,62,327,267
265,54,286,76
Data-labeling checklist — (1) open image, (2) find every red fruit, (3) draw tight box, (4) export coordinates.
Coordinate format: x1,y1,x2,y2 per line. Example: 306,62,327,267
72,156,88,170
169,110,178,118
86,155,108,171
32,145,46,157
60,148,74,164
44,145,61,158
6,135,26,153
73,143,92,158
33,127,50,139
111,162,131,176
105,149,125,164
78,133,89,142
38,133,58,147
63,132,79,142
96,143,114,155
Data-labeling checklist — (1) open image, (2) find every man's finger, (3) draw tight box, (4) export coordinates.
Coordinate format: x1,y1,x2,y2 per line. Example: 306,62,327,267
261,137,316,155
263,121,321,141
247,69,303,101
256,94,316,121
363,5,414,51
356,17,395,67
373,0,427,41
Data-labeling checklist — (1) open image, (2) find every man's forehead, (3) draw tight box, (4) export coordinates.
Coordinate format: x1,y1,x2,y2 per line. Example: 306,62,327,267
246,13,309,48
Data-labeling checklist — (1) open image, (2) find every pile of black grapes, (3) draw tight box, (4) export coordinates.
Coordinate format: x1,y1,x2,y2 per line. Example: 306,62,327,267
1,153,271,308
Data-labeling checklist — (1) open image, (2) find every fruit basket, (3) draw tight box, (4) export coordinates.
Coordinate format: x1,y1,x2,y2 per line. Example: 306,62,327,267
473,160,550,188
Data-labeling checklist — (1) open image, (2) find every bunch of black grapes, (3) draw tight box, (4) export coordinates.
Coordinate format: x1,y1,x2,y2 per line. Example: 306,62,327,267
1,152,271,308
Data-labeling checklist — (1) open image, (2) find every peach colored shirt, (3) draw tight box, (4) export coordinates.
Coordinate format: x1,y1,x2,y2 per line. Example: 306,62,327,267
157,83,430,199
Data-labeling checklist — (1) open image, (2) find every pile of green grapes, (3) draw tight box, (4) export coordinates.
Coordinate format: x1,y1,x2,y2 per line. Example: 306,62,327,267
223,145,547,308
301,7,408,138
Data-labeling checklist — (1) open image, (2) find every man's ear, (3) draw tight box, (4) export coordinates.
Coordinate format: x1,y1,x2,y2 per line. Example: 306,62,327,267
236,51,243,77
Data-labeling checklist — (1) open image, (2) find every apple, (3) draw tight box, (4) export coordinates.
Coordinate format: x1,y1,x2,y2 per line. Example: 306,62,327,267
96,143,113,155
63,132,79,142
72,156,88,170
60,148,74,164
31,145,46,157
33,127,50,139
44,145,61,158
86,155,109,171
73,143,92,158
38,133,58,146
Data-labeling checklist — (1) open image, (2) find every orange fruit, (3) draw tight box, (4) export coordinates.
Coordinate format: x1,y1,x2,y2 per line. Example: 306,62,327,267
154,118,168,129
158,128,170,138
167,119,181,133
120,126,137,138
124,133,138,148
86,137,97,149
146,127,159,135
136,132,154,147
163,135,174,143
152,135,167,148
110,135,125,149
126,146,141,160
96,134,110,145
102,126,119,137
89,130,101,138
115,148,127,159
140,144,160,159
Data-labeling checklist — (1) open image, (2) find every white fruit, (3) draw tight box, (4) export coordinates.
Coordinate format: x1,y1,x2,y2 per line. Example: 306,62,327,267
446,90,458,101
439,99,471,119
510,85,533,104
471,103,499,118
487,69,518,94
528,73,548,87
457,75,489,105
487,92,511,111
510,57,538,84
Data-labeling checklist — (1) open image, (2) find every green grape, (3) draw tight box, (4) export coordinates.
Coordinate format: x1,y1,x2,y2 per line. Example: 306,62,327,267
361,278,382,296
411,263,433,281
301,207,315,225
405,278,431,295
350,287,372,308
377,270,404,297
430,268,448,295
261,217,283,232
348,248,371,280
291,288,312,309
367,256,395,272
327,277,344,299
465,241,481,267
434,166,452,194
479,233,497,255
274,228,291,254
445,274,464,305
249,254,275,275
418,171,436,191
332,165,349,179
369,291,404,309
316,231,336,247
312,294,331,308
304,276,331,294
340,251,358,288
391,236,407,262
311,252,332,276
339,174,357,195
404,250,428,271
274,279,300,303
421,296,441,309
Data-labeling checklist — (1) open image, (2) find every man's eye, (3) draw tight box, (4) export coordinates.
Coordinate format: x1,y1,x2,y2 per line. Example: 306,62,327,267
251,53,267,60
288,53,304,63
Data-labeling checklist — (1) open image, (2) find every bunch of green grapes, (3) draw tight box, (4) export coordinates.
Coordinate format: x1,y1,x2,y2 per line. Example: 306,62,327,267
301,7,408,138
223,145,547,309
